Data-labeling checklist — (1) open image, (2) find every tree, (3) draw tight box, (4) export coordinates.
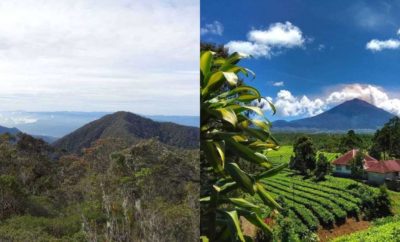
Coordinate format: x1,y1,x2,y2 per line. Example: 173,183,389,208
374,185,392,217
200,51,286,242
372,117,400,159
314,153,330,181
368,144,382,160
350,151,364,179
289,136,316,175
200,42,229,58
339,130,363,153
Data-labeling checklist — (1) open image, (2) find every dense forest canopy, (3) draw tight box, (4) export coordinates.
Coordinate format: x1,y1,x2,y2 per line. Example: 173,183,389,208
0,132,199,241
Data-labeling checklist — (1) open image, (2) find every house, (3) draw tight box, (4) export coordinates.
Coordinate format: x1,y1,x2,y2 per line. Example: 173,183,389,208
332,149,377,177
365,160,400,185
332,149,400,186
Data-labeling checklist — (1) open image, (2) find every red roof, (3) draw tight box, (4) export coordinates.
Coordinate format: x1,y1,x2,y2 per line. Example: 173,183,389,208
365,160,400,174
332,149,377,166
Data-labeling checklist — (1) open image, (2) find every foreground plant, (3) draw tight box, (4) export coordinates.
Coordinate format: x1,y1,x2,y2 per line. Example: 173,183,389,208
200,51,286,242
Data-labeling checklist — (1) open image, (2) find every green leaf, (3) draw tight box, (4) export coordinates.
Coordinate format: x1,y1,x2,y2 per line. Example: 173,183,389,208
249,119,270,131
202,71,224,96
200,196,211,202
237,209,273,238
200,236,210,242
242,128,270,142
203,140,224,173
266,99,276,115
227,198,260,211
248,140,278,150
223,72,239,86
216,85,261,100
230,105,264,117
223,210,246,242
255,183,282,210
201,51,213,77
231,134,248,142
210,107,238,127
226,163,256,195
225,137,268,164
236,94,260,102
256,163,288,179
224,52,249,66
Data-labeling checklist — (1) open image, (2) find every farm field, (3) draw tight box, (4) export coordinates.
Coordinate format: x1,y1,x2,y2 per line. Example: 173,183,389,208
260,173,363,239
267,145,339,164
332,216,400,242
259,168,400,241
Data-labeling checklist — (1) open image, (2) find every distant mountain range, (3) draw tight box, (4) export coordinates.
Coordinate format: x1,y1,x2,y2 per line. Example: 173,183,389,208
273,98,396,132
0,111,199,138
53,111,199,153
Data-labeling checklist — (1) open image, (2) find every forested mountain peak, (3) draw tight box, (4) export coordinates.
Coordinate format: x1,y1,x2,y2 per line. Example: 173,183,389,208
53,111,199,153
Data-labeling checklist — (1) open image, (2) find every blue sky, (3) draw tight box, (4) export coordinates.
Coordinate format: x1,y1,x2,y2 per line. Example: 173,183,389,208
201,0,400,120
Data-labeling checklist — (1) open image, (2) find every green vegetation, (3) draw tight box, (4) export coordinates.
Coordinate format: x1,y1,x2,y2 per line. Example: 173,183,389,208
54,111,199,153
200,50,286,241
273,132,372,153
371,116,400,159
267,145,338,165
339,130,363,153
0,131,199,241
314,153,331,181
289,136,317,175
333,216,400,242
253,170,393,240
350,150,365,179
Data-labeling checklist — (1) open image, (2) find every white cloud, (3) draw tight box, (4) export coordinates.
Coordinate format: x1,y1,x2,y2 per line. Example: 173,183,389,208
272,81,284,87
225,41,270,58
201,21,223,36
259,84,400,118
259,90,325,117
0,0,199,115
248,22,304,48
0,112,38,126
366,28,400,52
326,84,400,115
225,22,305,58
366,39,400,51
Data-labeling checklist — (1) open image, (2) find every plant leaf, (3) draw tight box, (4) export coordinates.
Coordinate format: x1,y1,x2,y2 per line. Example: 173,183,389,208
256,163,288,179
223,210,246,242
255,183,282,210
201,51,213,77
226,163,256,195
225,137,268,164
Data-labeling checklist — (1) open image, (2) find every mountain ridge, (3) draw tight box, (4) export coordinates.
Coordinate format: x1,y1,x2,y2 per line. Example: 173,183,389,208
53,111,199,153
272,98,396,132
0,125,20,135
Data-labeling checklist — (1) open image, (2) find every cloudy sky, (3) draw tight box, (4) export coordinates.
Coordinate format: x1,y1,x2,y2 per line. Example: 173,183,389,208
0,0,199,115
202,0,400,120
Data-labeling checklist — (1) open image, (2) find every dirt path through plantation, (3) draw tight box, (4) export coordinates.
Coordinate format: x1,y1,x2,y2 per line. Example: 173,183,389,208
318,218,370,241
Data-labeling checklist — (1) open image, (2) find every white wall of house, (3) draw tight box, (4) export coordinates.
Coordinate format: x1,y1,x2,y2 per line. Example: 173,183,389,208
367,172,386,185
334,165,351,175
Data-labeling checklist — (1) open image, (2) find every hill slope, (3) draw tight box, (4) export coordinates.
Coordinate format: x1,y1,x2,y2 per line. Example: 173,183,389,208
0,125,20,135
53,111,199,153
273,98,395,132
